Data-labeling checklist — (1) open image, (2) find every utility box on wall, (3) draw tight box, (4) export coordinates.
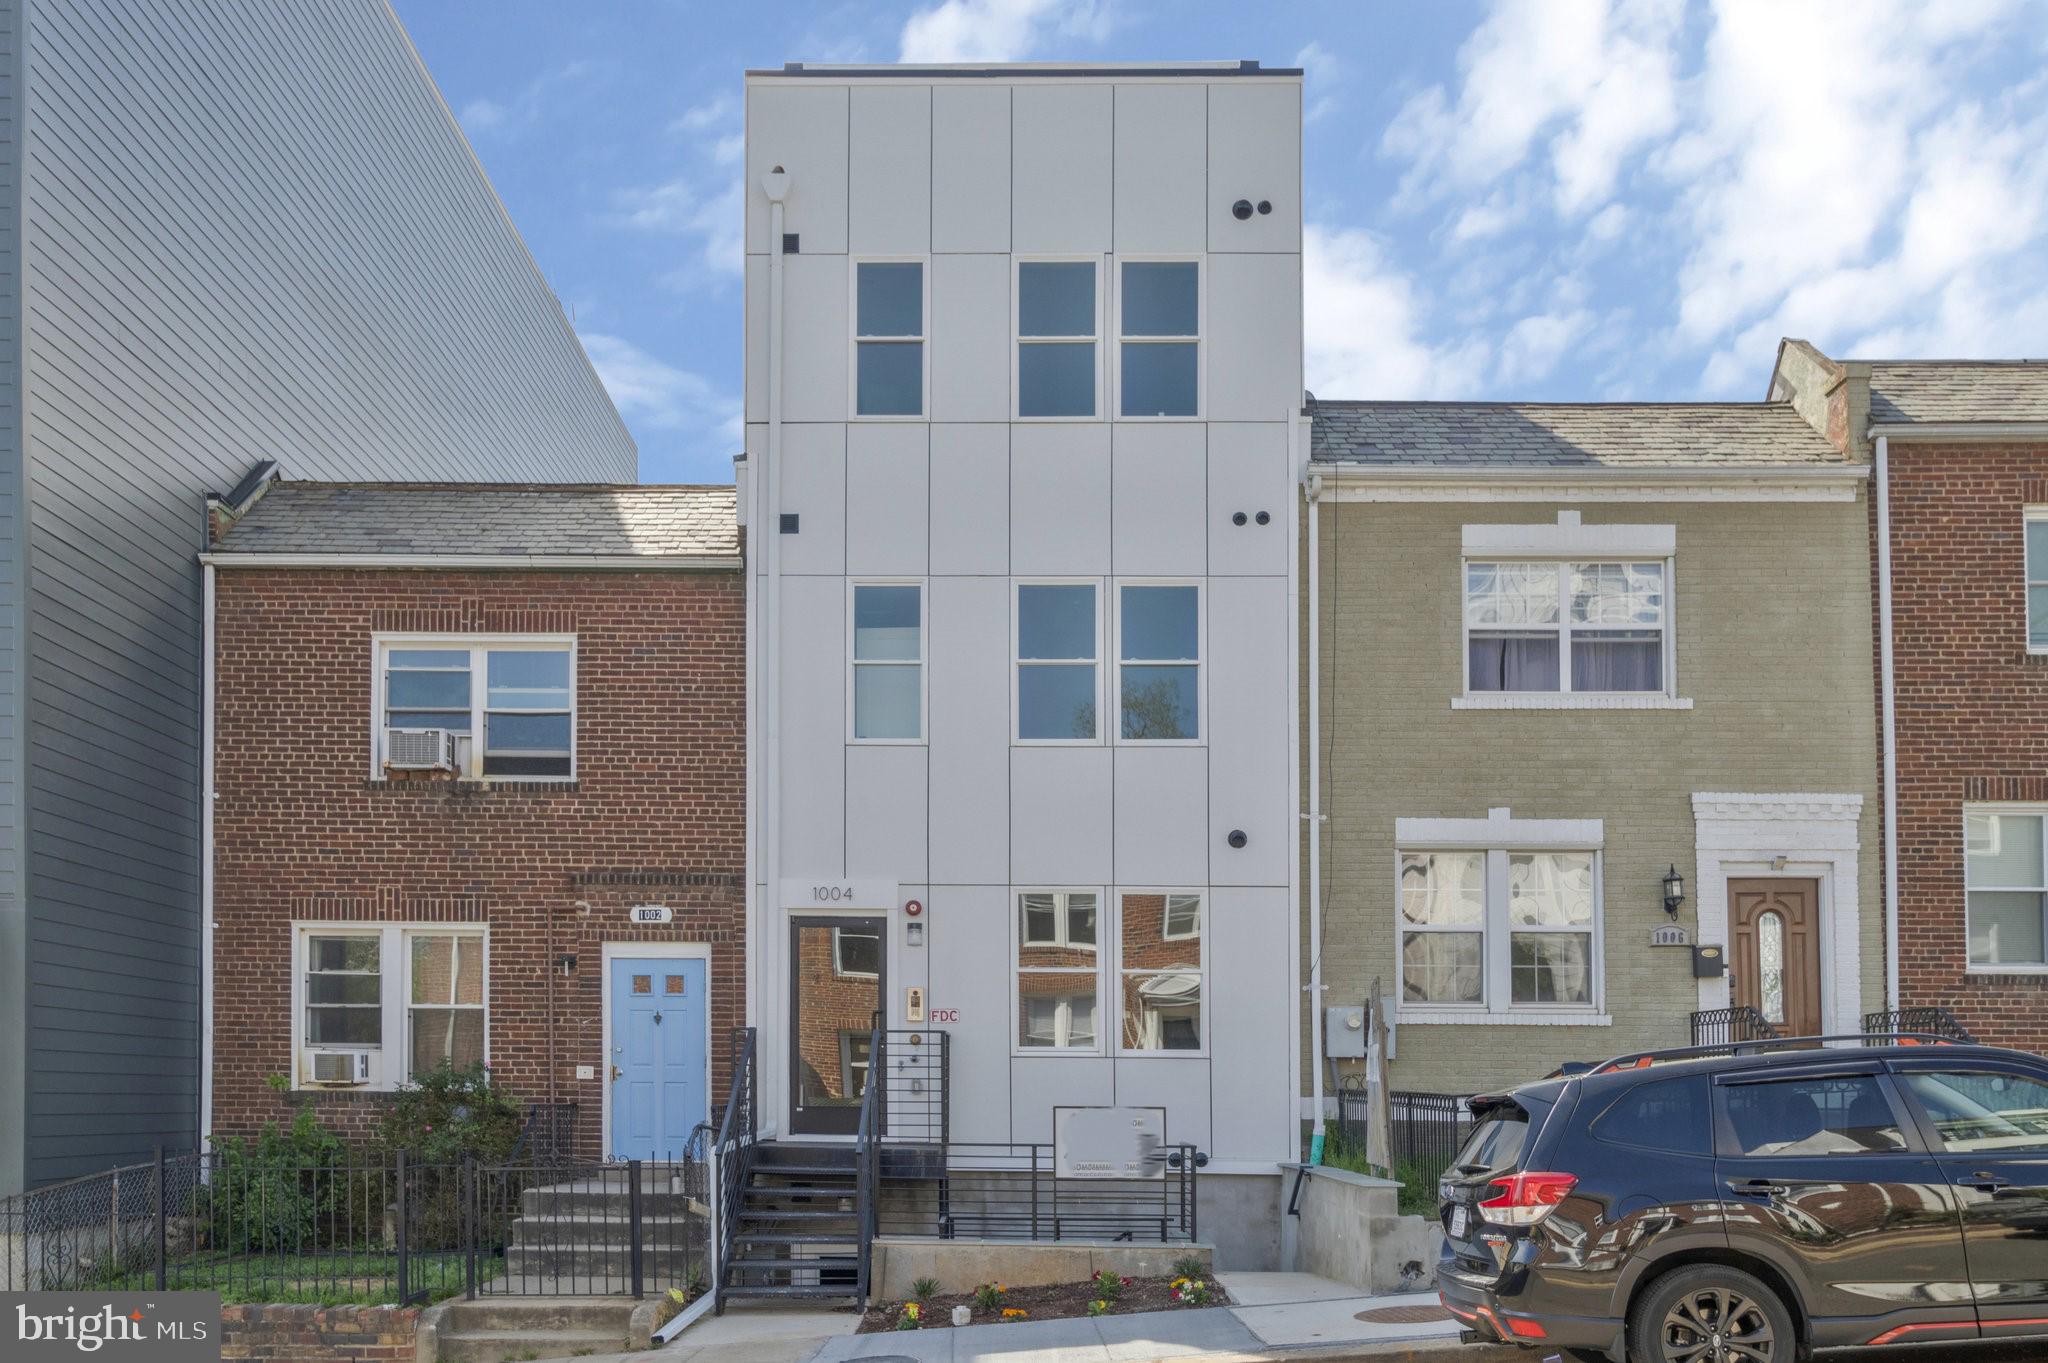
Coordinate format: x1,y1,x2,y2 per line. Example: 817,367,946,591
1324,1006,1368,1058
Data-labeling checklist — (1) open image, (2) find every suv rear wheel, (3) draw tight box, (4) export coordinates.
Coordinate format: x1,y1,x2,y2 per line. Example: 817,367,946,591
1628,1264,1796,1363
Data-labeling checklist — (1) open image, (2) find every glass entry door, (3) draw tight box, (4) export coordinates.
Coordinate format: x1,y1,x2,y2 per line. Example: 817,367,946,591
789,917,885,1136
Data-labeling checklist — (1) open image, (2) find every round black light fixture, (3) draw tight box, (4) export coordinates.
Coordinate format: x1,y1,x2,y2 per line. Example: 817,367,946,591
1227,830,1248,849
1255,510,1271,525
1231,198,1254,220
1232,511,1248,526
1256,200,1272,215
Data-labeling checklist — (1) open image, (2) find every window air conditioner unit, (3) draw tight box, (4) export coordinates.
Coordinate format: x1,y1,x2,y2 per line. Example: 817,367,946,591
303,1049,376,1087
385,727,456,771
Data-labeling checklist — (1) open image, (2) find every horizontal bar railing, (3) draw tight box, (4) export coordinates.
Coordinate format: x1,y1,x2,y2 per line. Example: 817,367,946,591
1863,1007,1975,1042
873,1142,1200,1242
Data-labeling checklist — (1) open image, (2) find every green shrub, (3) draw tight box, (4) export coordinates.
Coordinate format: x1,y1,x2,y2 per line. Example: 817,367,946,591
376,1062,523,1163
205,1106,352,1254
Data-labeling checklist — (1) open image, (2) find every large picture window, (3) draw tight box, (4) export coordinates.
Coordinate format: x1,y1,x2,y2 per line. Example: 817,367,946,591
1016,260,1098,418
1118,261,1198,417
1465,561,1666,694
1016,891,1100,1051
1399,848,1601,1012
379,638,574,779
854,261,924,416
851,584,923,741
1017,583,1100,741
1964,808,2048,967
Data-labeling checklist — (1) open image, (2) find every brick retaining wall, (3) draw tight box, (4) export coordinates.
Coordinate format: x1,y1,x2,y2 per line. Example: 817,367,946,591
219,1304,418,1363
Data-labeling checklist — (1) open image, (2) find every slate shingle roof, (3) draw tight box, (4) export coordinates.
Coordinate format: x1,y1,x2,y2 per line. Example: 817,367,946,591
1865,361,2048,425
211,482,739,559
1309,401,1845,468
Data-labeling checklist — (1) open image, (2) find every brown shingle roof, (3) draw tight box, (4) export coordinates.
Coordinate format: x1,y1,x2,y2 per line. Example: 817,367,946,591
1309,401,1844,468
1865,361,2048,425
211,482,739,559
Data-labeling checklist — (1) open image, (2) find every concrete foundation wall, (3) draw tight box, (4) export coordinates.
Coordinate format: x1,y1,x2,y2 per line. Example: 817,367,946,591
871,1237,1211,1298
1288,1165,1440,1294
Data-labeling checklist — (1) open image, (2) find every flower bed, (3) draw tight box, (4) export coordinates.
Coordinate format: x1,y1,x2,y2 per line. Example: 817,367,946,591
857,1272,1230,1333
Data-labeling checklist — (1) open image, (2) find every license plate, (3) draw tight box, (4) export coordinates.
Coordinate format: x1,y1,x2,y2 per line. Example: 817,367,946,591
1449,1205,1470,1239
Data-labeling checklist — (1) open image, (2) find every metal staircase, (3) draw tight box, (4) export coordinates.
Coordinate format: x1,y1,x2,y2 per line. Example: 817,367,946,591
718,1142,864,1303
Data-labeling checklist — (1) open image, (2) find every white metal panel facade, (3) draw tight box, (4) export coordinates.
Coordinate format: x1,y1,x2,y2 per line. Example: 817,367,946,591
746,66,1301,1176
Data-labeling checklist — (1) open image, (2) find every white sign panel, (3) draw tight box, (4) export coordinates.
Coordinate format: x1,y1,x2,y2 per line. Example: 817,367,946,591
1055,1106,1167,1180
629,905,673,924
781,878,900,910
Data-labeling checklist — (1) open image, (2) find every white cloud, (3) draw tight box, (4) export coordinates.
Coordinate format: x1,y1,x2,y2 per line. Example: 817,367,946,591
899,0,1113,63
612,177,743,283
1295,40,1342,124
1496,308,1596,386
456,60,596,140
580,332,741,446
1303,226,1489,399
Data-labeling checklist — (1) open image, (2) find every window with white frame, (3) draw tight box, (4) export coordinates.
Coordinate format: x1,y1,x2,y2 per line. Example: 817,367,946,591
1119,892,1202,1051
1964,808,2048,967
380,639,574,778
854,261,924,416
833,925,884,978
851,584,923,741
1017,260,1098,418
1464,562,1666,694
1016,891,1100,1050
1119,584,1199,740
297,925,487,1087
1399,850,1600,1011
2027,513,2048,652
1118,261,1198,417
1017,583,1099,741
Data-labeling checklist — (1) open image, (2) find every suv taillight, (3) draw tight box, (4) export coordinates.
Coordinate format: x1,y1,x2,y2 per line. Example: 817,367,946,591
1477,1171,1578,1226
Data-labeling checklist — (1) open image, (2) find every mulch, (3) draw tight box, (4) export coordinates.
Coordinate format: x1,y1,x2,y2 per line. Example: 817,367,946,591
856,1273,1230,1333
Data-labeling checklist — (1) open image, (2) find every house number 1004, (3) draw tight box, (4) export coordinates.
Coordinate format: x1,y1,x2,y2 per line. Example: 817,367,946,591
807,885,858,902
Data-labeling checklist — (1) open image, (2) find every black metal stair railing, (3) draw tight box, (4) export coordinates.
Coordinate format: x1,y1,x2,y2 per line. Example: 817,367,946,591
1863,1006,1976,1042
708,1027,757,1315
1690,1005,1781,1047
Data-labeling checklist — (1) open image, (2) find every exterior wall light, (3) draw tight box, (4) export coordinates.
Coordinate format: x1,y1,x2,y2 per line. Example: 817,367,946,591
1662,865,1686,918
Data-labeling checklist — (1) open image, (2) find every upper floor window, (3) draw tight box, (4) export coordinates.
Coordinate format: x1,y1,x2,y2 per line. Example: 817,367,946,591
1964,808,2048,968
850,583,923,742
854,261,924,417
2027,512,2048,651
1017,583,1099,741
1118,261,1199,417
1118,584,1199,740
1016,260,1098,418
1465,561,1666,694
378,638,574,780
1399,848,1601,1013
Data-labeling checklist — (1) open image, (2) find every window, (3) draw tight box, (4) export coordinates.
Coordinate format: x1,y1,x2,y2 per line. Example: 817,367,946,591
296,925,488,1088
1017,584,1099,741
379,638,574,779
1120,893,1202,1052
851,584,923,741
1465,562,1666,694
1399,848,1601,1012
1017,260,1097,417
1118,585,1199,740
1016,892,1100,1050
1721,1076,1908,1157
1965,808,2048,967
854,261,924,416
2028,512,2048,651
1593,1076,1710,1155
1118,261,1198,417
1899,1069,2048,1153
838,1031,874,1099
833,926,883,978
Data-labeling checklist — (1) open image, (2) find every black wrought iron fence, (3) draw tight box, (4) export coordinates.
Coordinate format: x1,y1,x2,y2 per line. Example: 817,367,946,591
873,1028,948,1147
874,1142,1203,1242
1863,1007,1976,1042
1690,1006,1781,1048
0,1145,707,1306
1331,1084,1476,1173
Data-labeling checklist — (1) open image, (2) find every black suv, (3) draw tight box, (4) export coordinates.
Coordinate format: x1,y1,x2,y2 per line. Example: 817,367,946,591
1436,1034,2048,1361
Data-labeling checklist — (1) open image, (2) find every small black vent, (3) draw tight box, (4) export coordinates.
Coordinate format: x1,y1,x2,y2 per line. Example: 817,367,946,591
779,513,800,534
782,232,801,254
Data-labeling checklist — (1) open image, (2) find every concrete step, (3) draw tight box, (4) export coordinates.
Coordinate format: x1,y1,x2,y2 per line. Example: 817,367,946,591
722,1284,857,1300
435,1328,628,1363
503,1242,702,1276
474,1274,696,1298
506,1213,702,1247
517,1184,698,1217
434,1297,637,1335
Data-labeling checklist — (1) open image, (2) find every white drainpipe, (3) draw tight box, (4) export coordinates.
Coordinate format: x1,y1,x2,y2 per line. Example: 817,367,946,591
1303,468,1325,1137
200,561,216,1150
1875,434,1899,1009
760,166,790,1123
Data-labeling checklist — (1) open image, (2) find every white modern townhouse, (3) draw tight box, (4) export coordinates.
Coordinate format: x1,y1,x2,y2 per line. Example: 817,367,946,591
736,60,1305,1283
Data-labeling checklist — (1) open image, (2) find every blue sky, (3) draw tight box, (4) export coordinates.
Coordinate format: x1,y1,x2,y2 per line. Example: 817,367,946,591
393,0,2048,485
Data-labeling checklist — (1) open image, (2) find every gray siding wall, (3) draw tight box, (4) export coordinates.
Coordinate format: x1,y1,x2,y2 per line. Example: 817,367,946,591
0,0,23,1199
14,0,635,1186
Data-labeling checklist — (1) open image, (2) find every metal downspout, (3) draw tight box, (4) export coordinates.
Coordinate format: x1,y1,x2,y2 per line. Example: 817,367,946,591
1875,435,1899,1009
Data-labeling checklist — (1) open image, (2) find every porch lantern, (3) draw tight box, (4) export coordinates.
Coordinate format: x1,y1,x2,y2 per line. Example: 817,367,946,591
1662,865,1686,918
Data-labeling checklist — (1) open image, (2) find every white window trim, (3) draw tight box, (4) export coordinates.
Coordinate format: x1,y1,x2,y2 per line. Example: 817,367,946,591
1019,890,1100,952
1392,840,1605,1021
1013,579,1106,746
1162,893,1201,941
847,580,927,745
371,633,578,782
1113,579,1205,746
2026,508,2048,655
1112,255,1203,421
832,925,883,979
1114,888,1207,1058
1962,803,2048,973
848,256,930,421
1012,887,1107,1056
1460,558,1678,701
1461,514,1675,559
292,923,490,1091
1013,255,1104,423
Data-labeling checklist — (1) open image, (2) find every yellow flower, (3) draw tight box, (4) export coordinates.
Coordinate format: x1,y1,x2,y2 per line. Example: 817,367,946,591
904,1303,921,1320
1001,1307,1027,1319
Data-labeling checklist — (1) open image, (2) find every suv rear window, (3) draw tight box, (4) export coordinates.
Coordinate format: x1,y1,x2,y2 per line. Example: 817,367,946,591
1451,1110,1528,1174
1593,1075,1710,1155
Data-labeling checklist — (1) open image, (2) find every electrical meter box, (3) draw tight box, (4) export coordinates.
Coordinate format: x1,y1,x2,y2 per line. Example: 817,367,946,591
1325,1005,1368,1058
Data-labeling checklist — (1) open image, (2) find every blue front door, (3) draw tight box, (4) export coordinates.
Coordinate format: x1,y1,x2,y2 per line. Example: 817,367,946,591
610,957,707,1160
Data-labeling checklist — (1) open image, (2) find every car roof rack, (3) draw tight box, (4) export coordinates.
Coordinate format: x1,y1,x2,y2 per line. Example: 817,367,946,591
1585,1032,1973,1077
